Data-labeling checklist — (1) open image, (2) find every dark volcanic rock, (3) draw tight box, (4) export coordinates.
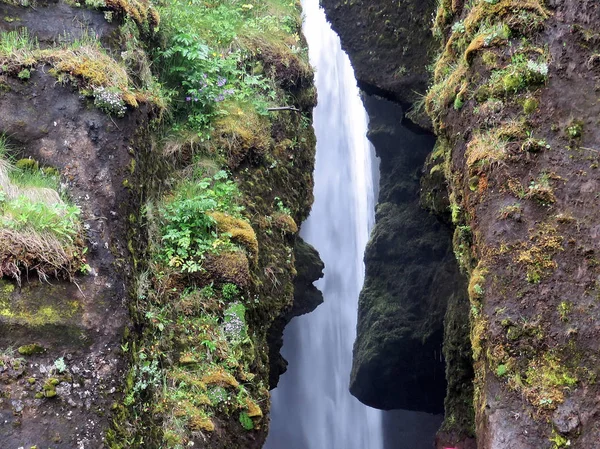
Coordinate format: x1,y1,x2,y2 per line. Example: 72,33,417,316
350,95,462,414
268,237,324,388
0,7,152,444
320,0,437,107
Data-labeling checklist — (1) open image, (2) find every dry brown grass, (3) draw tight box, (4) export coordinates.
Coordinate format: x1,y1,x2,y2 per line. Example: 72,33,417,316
201,368,239,388
425,61,468,122
0,30,163,112
212,102,272,169
465,121,526,169
0,229,81,284
45,46,129,89
104,0,160,28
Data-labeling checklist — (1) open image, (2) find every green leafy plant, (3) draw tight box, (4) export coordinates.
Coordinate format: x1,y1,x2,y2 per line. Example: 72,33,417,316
221,282,239,300
158,170,245,272
496,364,508,377
158,14,274,138
239,411,254,430
53,357,67,374
274,196,291,215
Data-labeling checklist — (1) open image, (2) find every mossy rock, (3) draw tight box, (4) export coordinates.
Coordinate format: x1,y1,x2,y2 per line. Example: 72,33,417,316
208,211,258,262
0,281,82,328
15,158,39,171
199,251,252,289
17,343,45,356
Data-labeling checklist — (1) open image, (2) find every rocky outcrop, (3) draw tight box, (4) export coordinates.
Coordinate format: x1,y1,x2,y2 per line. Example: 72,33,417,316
0,29,151,449
426,1,600,447
349,95,465,414
320,0,437,107
268,237,324,388
0,1,318,448
325,0,600,448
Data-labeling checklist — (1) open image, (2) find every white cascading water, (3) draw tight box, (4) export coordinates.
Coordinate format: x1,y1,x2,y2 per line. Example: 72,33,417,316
263,0,383,448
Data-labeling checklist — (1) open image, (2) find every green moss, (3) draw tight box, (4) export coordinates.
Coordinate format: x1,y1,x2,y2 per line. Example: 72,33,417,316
0,29,165,116
17,68,30,80
40,377,60,398
17,343,44,356
523,352,578,408
523,97,538,114
566,120,583,139
1,279,15,295
107,0,317,445
453,225,474,272
42,166,60,177
239,411,254,430
481,50,498,67
550,431,571,448
0,283,82,327
557,302,571,322
496,364,508,377
128,158,136,174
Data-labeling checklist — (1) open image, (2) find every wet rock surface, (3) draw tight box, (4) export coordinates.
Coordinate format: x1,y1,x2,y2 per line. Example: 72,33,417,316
350,95,462,414
321,0,437,107
0,2,116,45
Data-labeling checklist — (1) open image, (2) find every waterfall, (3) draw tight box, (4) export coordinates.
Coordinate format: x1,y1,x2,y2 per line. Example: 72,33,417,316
263,0,383,448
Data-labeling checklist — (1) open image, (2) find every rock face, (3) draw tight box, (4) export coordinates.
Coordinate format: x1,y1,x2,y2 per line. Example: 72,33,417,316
0,2,318,449
268,237,324,388
325,0,600,447
0,43,149,449
427,1,600,447
320,0,437,107
349,94,464,414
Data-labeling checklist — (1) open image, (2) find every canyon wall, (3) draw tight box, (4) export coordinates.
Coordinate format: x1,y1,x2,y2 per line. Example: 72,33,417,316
323,0,600,448
0,1,318,448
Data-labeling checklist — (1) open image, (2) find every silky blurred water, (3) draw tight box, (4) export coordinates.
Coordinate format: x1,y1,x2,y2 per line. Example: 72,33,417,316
263,0,383,447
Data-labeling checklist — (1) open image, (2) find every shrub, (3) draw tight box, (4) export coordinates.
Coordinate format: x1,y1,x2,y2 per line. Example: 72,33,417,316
487,53,549,97
157,170,249,272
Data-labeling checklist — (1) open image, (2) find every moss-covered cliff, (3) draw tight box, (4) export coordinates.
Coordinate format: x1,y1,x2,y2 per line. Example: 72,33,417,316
350,94,459,415
0,1,318,448
323,0,600,448
427,1,600,447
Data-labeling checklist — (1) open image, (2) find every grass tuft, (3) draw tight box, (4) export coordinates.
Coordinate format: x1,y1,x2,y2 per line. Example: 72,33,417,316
0,151,84,283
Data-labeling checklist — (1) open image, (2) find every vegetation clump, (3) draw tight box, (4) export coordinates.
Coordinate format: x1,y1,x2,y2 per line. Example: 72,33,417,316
107,0,316,447
156,0,311,139
156,170,250,273
17,343,44,356
0,141,85,283
516,223,563,283
518,352,578,410
208,211,258,262
0,29,165,117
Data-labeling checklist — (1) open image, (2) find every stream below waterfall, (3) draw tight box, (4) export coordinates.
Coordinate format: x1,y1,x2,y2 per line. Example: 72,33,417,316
264,1,443,448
